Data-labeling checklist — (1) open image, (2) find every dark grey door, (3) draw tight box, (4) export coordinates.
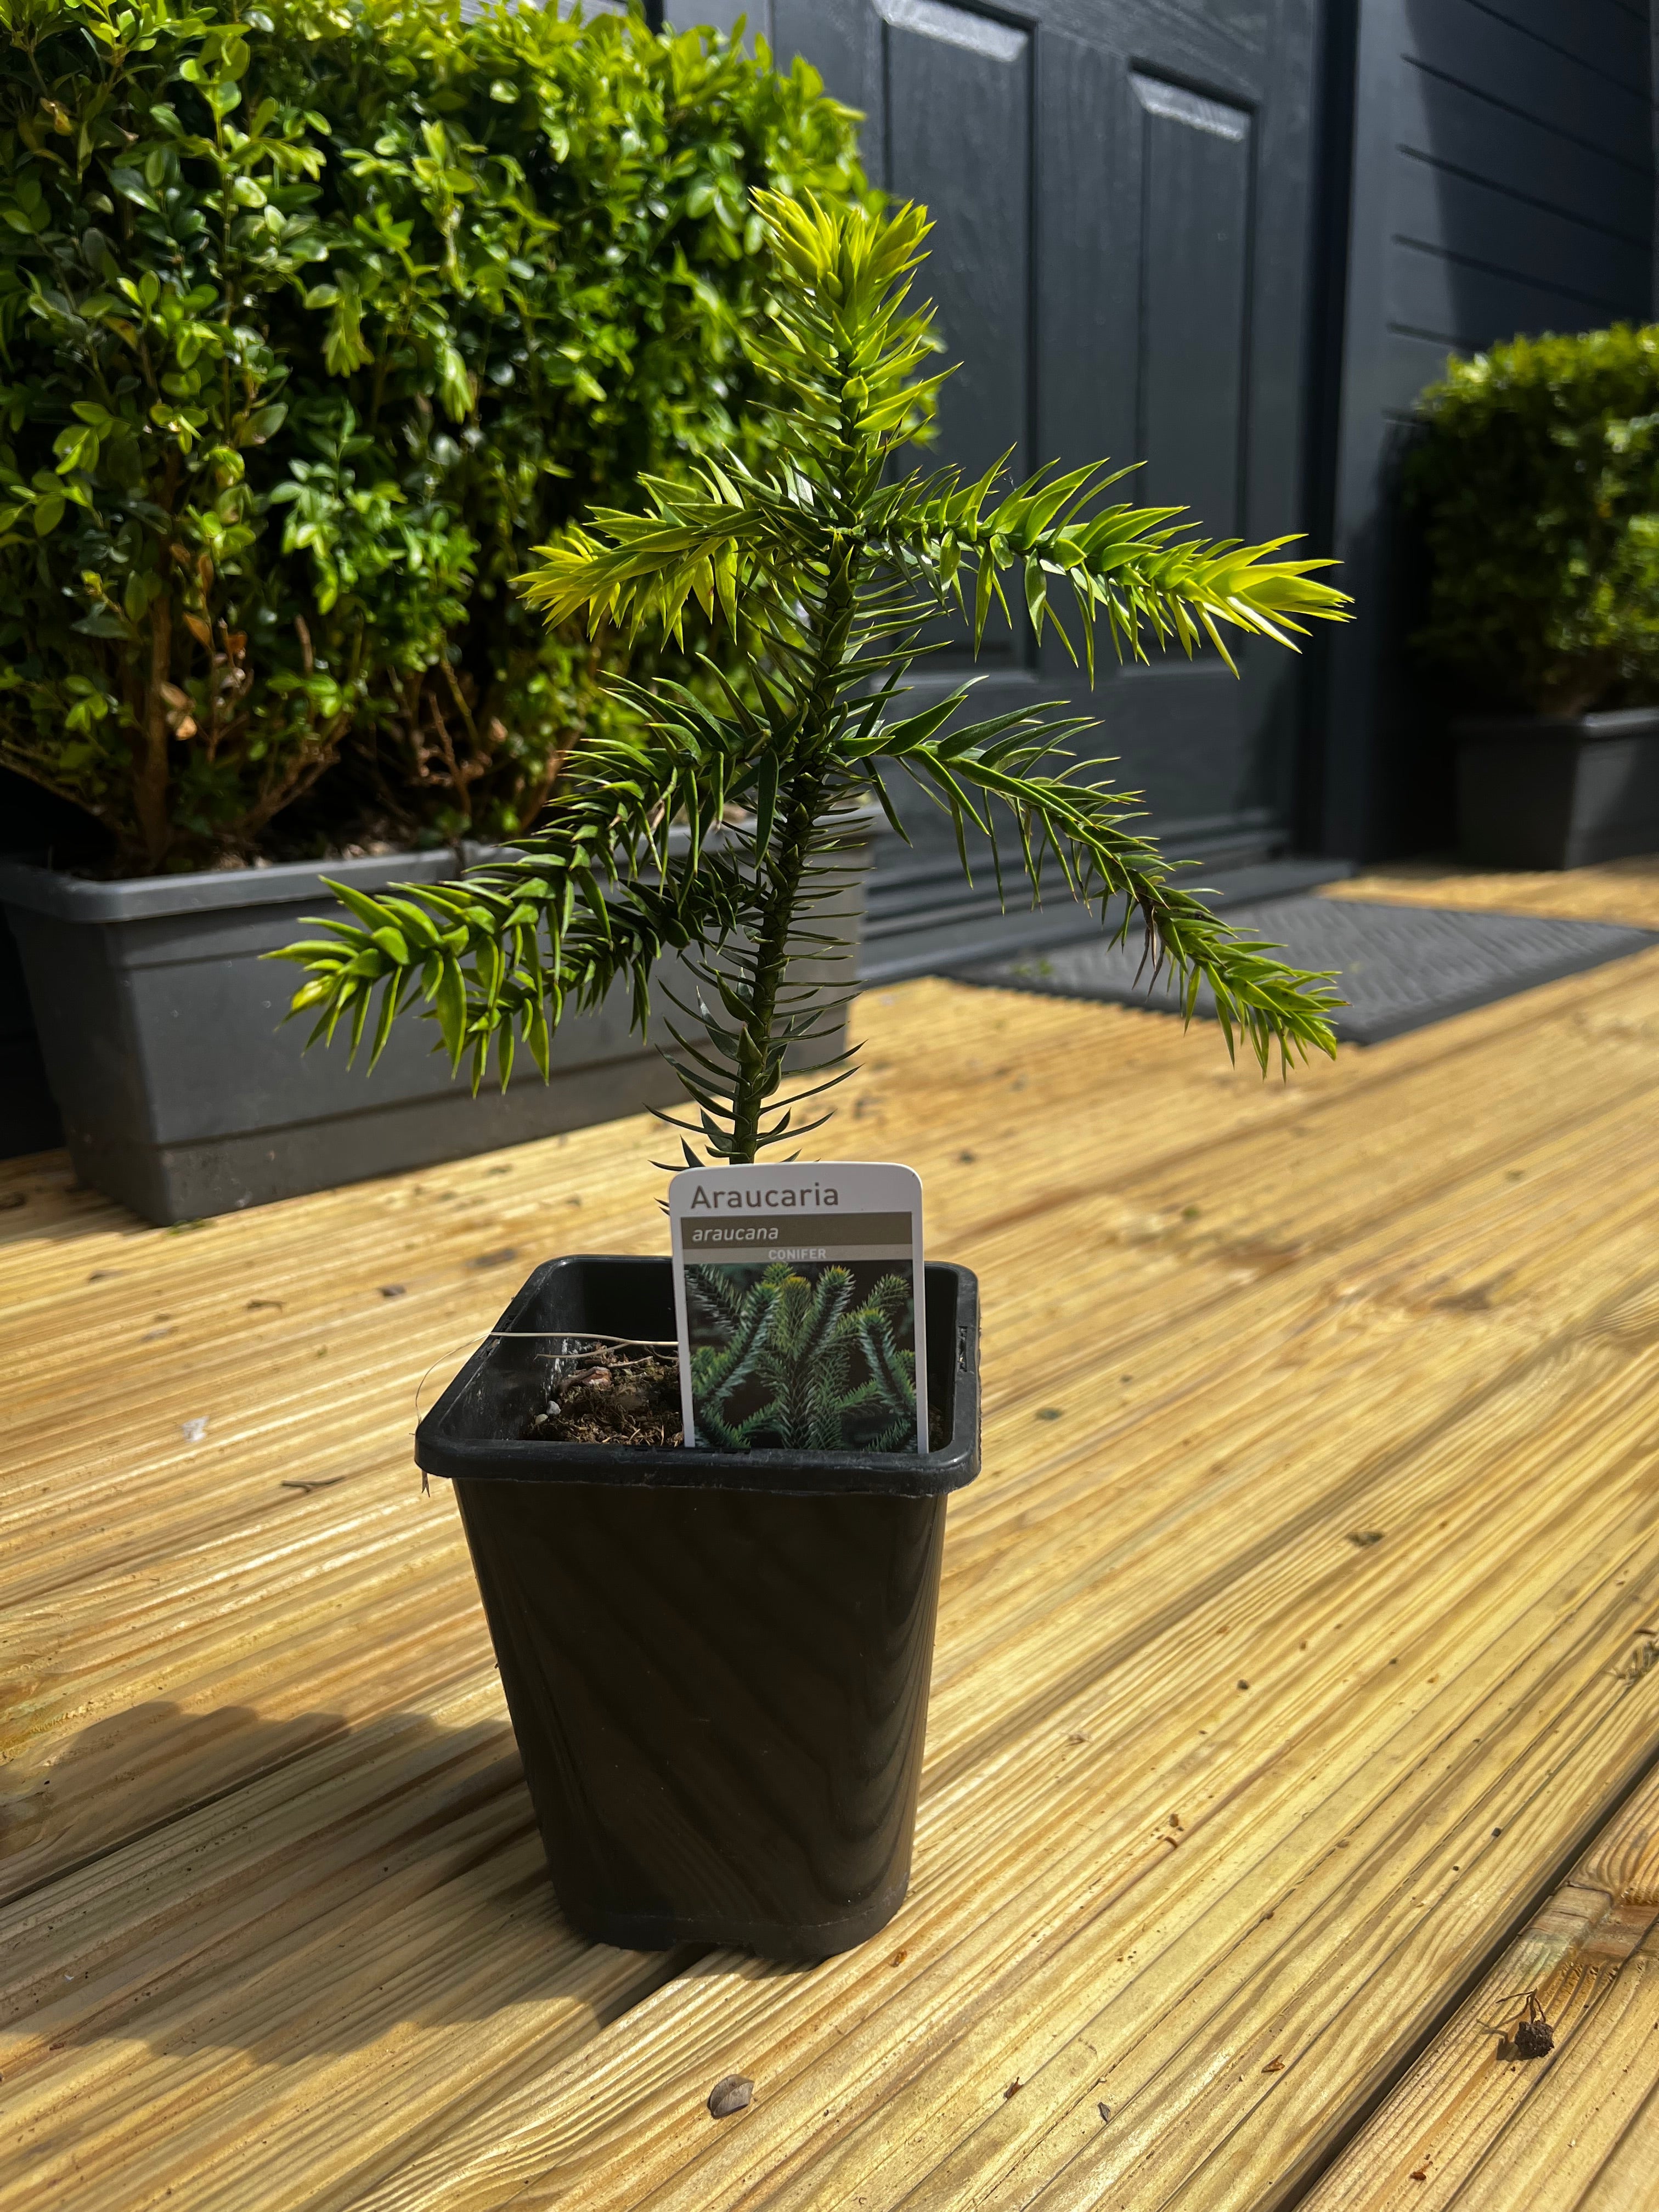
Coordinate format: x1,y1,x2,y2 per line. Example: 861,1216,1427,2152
689,0,1323,967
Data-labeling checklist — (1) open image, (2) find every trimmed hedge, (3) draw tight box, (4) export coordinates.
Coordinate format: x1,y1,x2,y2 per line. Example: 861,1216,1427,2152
0,0,865,871
1408,323,1659,718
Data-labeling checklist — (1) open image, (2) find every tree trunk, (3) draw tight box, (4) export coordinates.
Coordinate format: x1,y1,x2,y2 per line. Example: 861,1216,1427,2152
135,592,173,873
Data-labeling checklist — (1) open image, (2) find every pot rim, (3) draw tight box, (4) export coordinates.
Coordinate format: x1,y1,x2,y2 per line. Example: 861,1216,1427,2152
417,1253,982,1500
0,802,886,926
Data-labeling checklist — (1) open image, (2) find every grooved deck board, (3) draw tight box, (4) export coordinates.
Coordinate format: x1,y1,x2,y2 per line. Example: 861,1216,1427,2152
1324,855,1659,930
5,865,1659,2208
1301,1758,1659,2209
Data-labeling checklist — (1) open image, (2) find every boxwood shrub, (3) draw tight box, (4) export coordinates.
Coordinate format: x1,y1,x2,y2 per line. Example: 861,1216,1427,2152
0,0,865,871
1408,323,1659,718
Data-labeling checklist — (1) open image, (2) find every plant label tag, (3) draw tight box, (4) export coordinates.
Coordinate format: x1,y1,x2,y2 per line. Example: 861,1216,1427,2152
668,1161,928,1455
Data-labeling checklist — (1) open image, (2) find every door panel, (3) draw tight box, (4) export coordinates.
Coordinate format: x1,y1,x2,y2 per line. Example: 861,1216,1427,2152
1105,65,1262,836
885,3,1035,677
1133,72,1251,540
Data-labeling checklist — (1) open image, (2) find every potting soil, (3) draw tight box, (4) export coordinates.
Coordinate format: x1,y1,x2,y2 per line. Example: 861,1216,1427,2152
524,1341,684,1448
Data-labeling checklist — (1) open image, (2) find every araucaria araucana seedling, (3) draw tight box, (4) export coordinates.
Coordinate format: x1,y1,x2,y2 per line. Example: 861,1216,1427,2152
275,194,1350,1161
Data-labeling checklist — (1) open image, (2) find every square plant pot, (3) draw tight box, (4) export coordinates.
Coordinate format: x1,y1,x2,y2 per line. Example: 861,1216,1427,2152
416,1253,981,1957
1455,708,1659,870
0,828,872,1224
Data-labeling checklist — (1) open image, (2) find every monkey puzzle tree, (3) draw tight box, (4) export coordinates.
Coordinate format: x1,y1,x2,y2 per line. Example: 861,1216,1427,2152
274,193,1349,1156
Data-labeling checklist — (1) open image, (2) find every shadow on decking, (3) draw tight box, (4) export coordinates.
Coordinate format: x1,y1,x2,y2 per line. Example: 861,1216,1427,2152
0,1696,710,2064
0,1153,146,1250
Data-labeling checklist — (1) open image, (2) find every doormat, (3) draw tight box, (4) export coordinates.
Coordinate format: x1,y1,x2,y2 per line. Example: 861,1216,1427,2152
956,896,1659,1045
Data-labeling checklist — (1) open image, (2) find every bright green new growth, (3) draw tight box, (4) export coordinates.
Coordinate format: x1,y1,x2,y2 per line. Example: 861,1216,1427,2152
689,1262,915,1453
274,193,1350,1160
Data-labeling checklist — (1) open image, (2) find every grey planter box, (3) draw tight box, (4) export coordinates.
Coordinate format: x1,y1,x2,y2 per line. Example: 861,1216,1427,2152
1455,708,1659,871
0,832,871,1224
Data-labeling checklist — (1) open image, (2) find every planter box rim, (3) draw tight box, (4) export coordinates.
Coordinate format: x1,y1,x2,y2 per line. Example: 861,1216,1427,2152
0,800,885,926
418,1254,981,1500
1454,706,1659,743
0,842,467,924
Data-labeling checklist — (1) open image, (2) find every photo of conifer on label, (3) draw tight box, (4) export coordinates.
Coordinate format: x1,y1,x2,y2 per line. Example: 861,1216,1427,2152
686,1261,918,1453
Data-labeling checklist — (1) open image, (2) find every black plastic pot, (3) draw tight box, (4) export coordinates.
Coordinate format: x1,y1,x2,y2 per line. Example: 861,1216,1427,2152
1454,707,1659,869
416,1254,980,1958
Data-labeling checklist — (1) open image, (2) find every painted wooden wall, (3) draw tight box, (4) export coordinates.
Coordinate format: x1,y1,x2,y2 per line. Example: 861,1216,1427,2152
1316,0,1657,859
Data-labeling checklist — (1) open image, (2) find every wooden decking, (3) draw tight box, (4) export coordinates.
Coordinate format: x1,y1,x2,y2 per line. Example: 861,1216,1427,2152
8,860,1659,2210
1306,1757,1659,2208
